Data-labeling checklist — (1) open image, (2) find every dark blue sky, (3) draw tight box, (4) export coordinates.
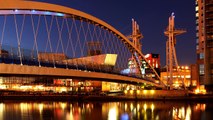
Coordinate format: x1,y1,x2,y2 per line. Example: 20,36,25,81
35,0,196,66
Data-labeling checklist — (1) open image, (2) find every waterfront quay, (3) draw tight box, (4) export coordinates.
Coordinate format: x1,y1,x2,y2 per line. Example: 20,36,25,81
0,90,212,101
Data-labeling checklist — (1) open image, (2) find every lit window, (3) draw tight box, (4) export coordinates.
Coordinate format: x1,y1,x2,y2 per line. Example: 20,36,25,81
196,45,199,50
196,6,199,11
199,64,204,75
200,53,204,59
196,19,199,24
196,13,199,17
196,38,199,44
196,33,199,37
196,26,199,30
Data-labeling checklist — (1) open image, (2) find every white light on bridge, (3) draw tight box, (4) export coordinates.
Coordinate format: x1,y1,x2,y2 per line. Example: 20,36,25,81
45,11,51,15
31,10,36,13
56,13,64,17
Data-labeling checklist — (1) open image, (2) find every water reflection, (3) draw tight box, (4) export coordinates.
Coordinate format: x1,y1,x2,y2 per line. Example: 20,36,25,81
0,101,212,120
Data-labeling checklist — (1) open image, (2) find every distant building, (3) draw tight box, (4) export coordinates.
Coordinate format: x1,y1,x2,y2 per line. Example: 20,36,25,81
122,53,160,76
144,53,160,75
160,66,191,89
196,0,213,91
64,54,117,67
38,53,67,62
190,64,198,88
0,49,9,58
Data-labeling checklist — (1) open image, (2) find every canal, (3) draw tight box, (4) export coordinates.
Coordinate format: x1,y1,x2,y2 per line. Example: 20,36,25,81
0,101,212,120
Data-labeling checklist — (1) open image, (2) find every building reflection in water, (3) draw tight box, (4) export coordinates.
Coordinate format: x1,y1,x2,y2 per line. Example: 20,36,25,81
0,103,4,120
0,101,211,120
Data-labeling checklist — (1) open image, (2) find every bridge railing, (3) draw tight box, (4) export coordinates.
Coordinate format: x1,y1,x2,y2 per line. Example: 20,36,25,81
0,45,164,88
0,44,143,78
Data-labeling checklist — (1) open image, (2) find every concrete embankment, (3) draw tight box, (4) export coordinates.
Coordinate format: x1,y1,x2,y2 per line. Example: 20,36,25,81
0,95,212,102
0,92,212,102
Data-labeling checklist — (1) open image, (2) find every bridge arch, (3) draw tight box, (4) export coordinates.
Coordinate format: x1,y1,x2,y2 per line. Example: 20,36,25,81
0,0,165,87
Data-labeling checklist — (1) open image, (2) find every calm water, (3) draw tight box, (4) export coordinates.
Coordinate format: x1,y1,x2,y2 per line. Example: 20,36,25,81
0,101,212,120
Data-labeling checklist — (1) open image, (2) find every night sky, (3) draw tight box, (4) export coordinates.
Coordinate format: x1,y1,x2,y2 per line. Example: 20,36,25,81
35,0,196,67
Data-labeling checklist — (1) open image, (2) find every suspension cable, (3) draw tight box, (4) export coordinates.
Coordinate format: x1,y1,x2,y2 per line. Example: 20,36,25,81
31,14,41,67
14,14,26,65
0,15,7,50
44,15,55,68
56,17,67,68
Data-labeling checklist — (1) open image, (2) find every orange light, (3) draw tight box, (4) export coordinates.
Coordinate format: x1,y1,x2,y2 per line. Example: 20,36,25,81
195,89,200,94
143,90,147,94
137,90,140,94
130,90,133,94
150,90,155,94
194,88,206,94
201,89,206,94
143,104,147,111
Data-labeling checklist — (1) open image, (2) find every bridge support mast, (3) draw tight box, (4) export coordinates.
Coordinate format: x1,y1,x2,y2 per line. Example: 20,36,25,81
132,19,143,51
164,13,186,90
129,19,143,75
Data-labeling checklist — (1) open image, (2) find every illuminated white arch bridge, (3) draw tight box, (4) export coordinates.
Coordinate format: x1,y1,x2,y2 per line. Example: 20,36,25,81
0,0,165,88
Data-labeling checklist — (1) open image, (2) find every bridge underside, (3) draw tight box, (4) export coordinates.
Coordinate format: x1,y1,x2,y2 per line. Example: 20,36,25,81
0,64,163,88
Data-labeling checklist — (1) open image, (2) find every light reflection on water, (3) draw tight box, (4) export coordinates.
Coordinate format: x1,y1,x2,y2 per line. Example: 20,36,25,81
0,101,212,120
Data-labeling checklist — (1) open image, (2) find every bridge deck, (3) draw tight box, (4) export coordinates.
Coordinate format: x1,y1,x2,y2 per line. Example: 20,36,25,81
0,64,163,88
